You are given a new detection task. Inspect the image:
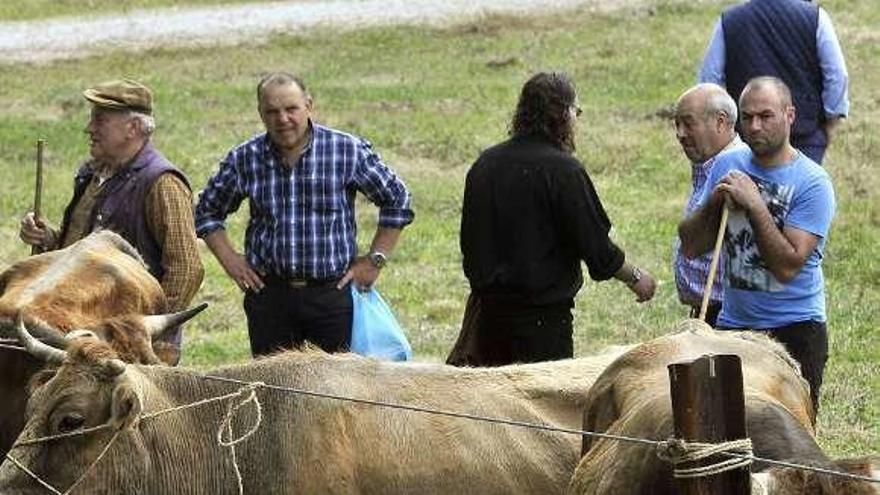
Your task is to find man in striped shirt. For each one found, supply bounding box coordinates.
[672,83,744,326]
[195,72,414,357]
[19,79,204,364]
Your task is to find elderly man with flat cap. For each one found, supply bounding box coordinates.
[19,79,204,363]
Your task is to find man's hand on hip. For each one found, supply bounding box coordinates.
[220,252,264,293]
[338,256,381,291]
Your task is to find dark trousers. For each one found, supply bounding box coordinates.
[446,292,482,366]
[796,143,826,165]
[688,301,722,328]
[243,280,352,357]
[793,129,827,165]
[719,320,828,419]
[471,297,574,367]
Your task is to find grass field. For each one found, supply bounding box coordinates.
[0,0,876,457]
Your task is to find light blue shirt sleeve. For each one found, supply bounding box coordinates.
[816,8,849,118]
[785,172,835,240]
[698,20,726,84]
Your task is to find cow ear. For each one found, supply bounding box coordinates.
[110,381,143,430]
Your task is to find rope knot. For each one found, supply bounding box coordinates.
[656,437,754,479]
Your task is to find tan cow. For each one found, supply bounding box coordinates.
[0,323,630,495]
[0,231,204,462]
[568,319,879,495]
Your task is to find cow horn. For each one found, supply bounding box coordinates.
[142,303,209,338]
[0,314,67,349]
[26,321,69,349]
[15,313,67,364]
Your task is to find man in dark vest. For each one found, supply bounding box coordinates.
[698,0,849,165]
[18,79,204,362]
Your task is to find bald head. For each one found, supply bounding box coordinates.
[673,83,738,163]
[678,83,738,124]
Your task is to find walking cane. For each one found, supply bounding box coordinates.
[31,139,45,256]
[698,203,729,322]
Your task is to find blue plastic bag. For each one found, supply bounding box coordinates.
[350,285,412,361]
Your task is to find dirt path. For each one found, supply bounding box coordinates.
[0,0,643,63]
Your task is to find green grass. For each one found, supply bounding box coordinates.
[0,0,877,457]
[0,0,281,21]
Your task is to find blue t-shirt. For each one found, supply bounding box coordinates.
[698,147,835,328]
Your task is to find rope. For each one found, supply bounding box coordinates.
[5,370,879,493]
[216,382,264,495]
[4,428,121,495]
[197,374,664,446]
[3,453,64,495]
[6,382,265,495]
[62,430,121,495]
[198,373,880,485]
[216,382,264,448]
[657,437,753,478]
[15,424,112,447]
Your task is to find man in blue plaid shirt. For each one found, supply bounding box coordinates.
[672,83,744,326]
[195,72,414,357]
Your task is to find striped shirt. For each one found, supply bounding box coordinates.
[673,136,745,306]
[195,123,414,280]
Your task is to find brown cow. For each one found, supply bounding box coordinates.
[568,319,879,495]
[0,323,630,495]
[0,231,205,462]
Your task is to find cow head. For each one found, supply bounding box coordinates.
[0,303,207,365]
[0,319,149,494]
[67,302,209,365]
[0,231,197,365]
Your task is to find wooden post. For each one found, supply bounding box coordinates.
[668,354,750,495]
[31,139,45,256]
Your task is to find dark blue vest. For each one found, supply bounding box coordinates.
[60,143,190,280]
[722,0,824,146]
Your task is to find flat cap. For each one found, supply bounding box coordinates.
[82,79,153,115]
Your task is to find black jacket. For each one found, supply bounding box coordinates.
[460,135,625,307]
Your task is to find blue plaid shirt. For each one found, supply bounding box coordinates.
[673,136,745,306]
[195,123,414,279]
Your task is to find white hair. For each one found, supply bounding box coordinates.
[128,111,156,137]
[701,83,737,124]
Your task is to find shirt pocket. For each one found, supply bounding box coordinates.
[300,177,342,213]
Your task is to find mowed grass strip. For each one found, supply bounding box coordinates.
[0,0,275,22]
[0,0,876,456]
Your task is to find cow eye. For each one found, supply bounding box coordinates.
[57,413,86,433]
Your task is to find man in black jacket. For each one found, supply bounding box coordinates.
[452,72,656,367]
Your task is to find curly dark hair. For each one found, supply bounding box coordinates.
[509,71,577,152]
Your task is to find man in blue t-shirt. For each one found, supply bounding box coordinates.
[679,76,835,418]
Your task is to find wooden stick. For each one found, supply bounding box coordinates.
[30,139,45,256]
[698,205,729,322]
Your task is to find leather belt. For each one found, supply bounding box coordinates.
[263,273,338,289]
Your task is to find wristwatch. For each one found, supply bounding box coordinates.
[367,251,387,269]
[627,266,642,287]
